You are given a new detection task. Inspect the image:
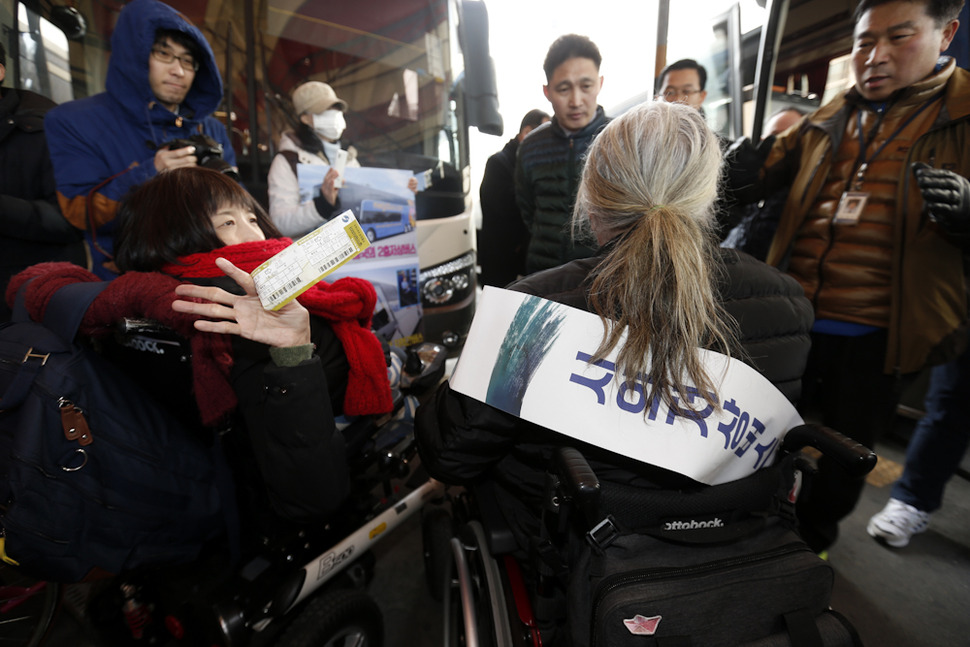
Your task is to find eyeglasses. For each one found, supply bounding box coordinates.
[661,88,701,101]
[150,47,199,72]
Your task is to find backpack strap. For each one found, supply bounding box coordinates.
[544,447,797,551]
[10,279,109,341]
[1,281,111,411]
[281,149,300,177]
[596,456,797,545]
[784,609,825,647]
[43,281,112,343]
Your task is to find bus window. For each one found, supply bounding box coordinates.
[13,3,74,104]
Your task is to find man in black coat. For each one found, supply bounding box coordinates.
[0,42,85,321]
[478,108,549,288]
[515,34,608,275]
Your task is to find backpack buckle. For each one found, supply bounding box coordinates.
[586,515,619,552]
[22,348,51,366]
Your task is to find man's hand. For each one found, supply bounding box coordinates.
[913,162,970,237]
[320,167,340,205]
[725,135,775,204]
[154,144,198,172]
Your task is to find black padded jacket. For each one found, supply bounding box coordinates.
[0,88,85,321]
[514,108,608,274]
[415,243,813,549]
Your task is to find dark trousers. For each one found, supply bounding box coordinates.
[892,346,970,513]
[796,330,912,552]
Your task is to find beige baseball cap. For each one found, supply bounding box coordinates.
[292,81,348,115]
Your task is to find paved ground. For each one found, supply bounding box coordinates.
[828,439,970,646]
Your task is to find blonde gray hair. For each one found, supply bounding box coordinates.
[573,100,736,410]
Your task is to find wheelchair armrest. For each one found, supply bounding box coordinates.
[781,423,877,479]
[553,447,601,527]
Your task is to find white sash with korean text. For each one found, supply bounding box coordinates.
[449,287,803,486]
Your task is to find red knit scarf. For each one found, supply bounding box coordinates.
[7,243,392,426]
[163,239,393,417]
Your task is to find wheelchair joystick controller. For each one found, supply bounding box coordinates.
[404,348,424,376]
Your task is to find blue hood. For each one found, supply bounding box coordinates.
[106,0,223,122]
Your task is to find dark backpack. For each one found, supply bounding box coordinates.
[568,521,857,647]
[546,451,861,647]
[0,282,225,582]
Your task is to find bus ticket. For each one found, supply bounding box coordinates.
[251,210,369,311]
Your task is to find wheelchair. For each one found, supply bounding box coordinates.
[422,424,877,647]
[0,318,449,647]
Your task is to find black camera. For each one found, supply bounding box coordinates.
[168,134,240,181]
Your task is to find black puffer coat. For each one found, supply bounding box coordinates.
[514,108,608,274]
[479,137,528,288]
[0,88,84,321]
[415,244,813,550]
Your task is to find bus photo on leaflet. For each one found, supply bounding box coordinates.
[359,199,413,243]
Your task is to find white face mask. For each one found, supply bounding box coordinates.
[312,109,346,141]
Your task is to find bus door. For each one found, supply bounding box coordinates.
[666,0,968,143]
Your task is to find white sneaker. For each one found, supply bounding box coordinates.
[866,498,931,548]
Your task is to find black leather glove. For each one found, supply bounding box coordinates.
[725,135,775,205]
[913,162,970,238]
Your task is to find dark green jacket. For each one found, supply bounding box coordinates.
[515,107,608,274]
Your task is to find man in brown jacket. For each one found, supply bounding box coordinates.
[730,0,970,553]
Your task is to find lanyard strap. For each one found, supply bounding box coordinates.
[853,92,944,188]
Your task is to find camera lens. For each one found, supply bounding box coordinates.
[200,157,240,181]
[168,135,240,182]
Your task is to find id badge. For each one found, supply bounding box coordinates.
[834,191,869,225]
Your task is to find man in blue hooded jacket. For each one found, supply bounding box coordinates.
[46,0,236,278]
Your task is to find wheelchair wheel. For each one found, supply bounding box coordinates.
[275,587,384,647]
[0,564,60,647]
[422,505,454,602]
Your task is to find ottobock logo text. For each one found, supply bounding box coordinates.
[663,517,724,531]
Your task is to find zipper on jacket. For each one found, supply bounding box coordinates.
[813,105,893,309]
[797,145,832,212]
[566,137,576,261]
[568,136,575,193]
[589,542,812,646]
[784,143,830,281]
